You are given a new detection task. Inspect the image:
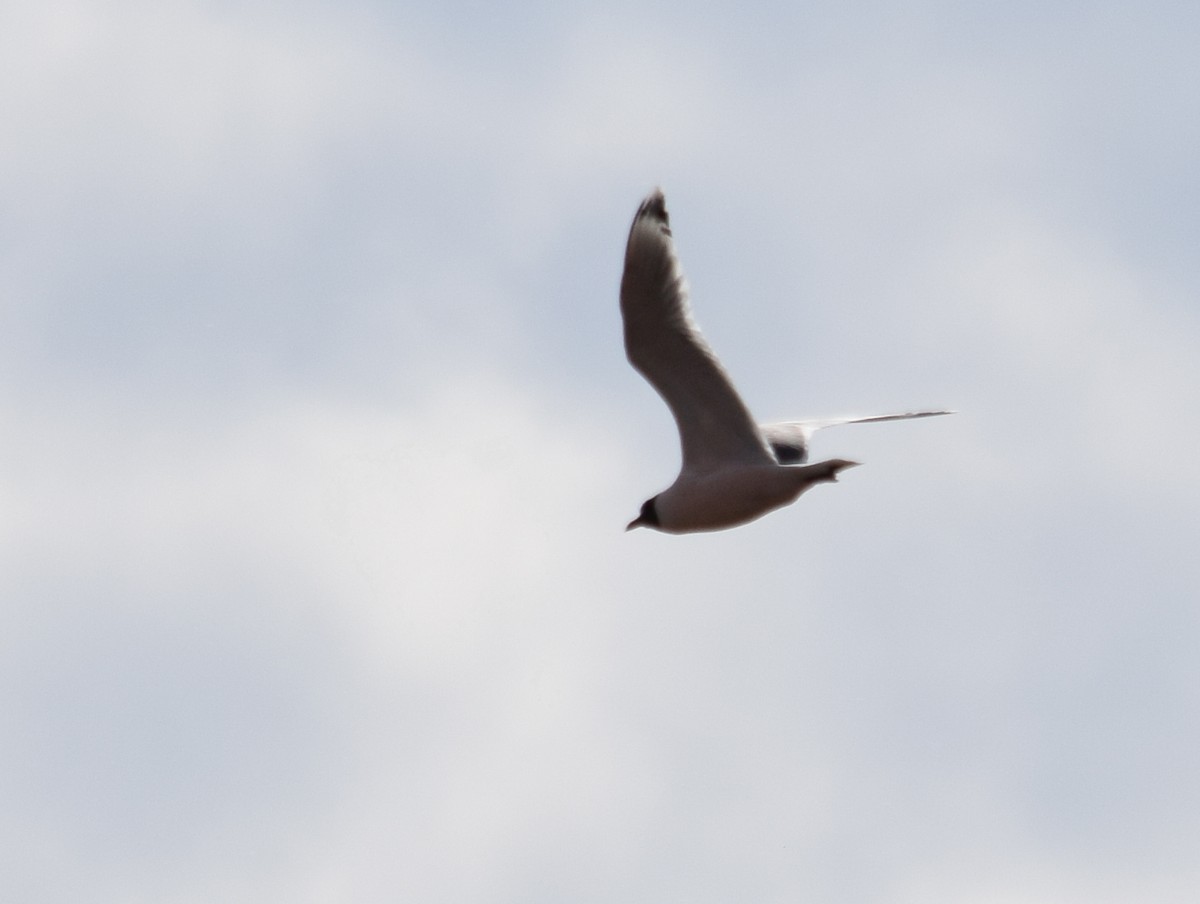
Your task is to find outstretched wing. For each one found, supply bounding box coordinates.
[620,190,772,473]
[762,410,954,464]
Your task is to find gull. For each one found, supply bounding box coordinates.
[621,189,951,533]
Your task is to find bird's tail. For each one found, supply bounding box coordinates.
[797,458,861,485]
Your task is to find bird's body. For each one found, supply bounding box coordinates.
[620,189,949,534]
[644,458,859,534]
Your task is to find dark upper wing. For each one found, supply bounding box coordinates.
[620,190,772,472]
[759,422,815,464]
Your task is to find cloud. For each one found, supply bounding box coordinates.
[2,1,1199,902]
[0,368,657,901]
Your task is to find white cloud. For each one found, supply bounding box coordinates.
[2,1,1198,902]
[0,371,667,902]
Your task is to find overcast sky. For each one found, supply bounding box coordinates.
[3,1,1199,902]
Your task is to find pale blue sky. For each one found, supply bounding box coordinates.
[3,2,1199,902]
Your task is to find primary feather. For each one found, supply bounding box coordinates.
[620,190,773,472]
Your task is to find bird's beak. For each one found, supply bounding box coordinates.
[625,516,643,531]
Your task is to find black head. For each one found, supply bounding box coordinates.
[625,496,661,532]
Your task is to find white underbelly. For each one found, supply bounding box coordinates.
[656,466,801,533]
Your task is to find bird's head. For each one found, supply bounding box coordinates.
[626,496,661,532]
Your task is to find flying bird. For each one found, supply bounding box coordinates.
[621,189,950,533]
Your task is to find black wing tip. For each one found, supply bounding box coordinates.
[635,188,669,227]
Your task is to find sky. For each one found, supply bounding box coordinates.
[3,1,1199,902]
